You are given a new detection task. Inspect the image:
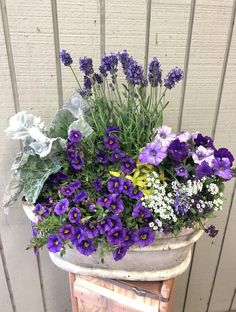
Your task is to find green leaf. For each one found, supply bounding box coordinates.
[50,109,76,138]
[21,155,61,204]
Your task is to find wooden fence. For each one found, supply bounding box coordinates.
[0,0,236,311]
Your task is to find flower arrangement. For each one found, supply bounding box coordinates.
[3,50,235,262]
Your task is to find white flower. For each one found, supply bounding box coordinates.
[192,146,215,166]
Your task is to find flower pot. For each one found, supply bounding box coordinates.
[23,201,204,281]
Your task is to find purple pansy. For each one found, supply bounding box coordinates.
[73,190,87,203]
[94,178,103,191]
[71,227,85,245]
[54,199,69,216]
[213,158,233,180]
[192,146,214,166]
[97,217,113,234]
[97,151,109,164]
[167,139,188,163]
[120,157,136,174]
[148,57,162,87]
[68,207,81,224]
[60,185,75,197]
[132,202,152,219]
[105,126,121,134]
[154,125,176,148]
[164,67,184,89]
[107,227,126,246]
[110,149,126,163]
[60,49,73,66]
[69,130,82,143]
[214,148,234,166]
[104,135,119,150]
[97,194,113,208]
[59,224,75,240]
[107,177,124,194]
[113,246,127,261]
[175,165,189,178]
[107,195,124,214]
[79,57,94,75]
[195,161,213,179]
[135,227,155,247]
[71,155,84,170]
[139,142,167,165]
[47,234,62,253]
[205,225,218,238]
[83,222,99,239]
[76,239,95,256]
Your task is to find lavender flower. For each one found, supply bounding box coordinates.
[79,57,94,75]
[71,227,85,245]
[97,151,109,164]
[148,57,162,87]
[60,185,75,197]
[100,53,118,75]
[107,195,124,214]
[195,161,212,179]
[69,130,82,143]
[139,142,167,165]
[118,50,131,74]
[213,158,233,180]
[47,234,62,253]
[107,227,126,246]
[73,190,87,203]
[59,224,75,240]
[132,202,152,219]
[93,73,103,84]
[68,207,81,224]
[83,222,99,239]
[120,157,136,174]
[192,146,214,166]
[113,246,127,261]
[54,199,69,215]
[154,125,176,148]
[107,177,124,194]
[60,49,73,66]
[76,239,95,256]
[167,139,188,163]
[93,178,103,191]
[205,225,218,238]
[126,59,145,86]
[175,165,189,178]
[135,227,155,247]
[164,67,184,89]
[104,135,119,150]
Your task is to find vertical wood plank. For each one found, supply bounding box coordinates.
[99,0,105,58]
[144,0,152,78]
[231,290,236,310]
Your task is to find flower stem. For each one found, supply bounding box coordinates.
[69,65,82,91]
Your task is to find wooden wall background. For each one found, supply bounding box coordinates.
[0,0,236,311]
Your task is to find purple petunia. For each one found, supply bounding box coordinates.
[192,146,214,166]
[177,131,192,143]
[83,222,99,239]
[194,133,214,149]
[129,188,143,200]
[107,195,124,214]
[154,125,176,148]
[94,178,103,191]
[68,207,81,224]
[123,229,136,248]
[139,141,167,165]
[76,239,95,256]
[113,246,127,261]
[33,203,50,218]
[97,151,109,164]
[59,224,75,240]
[71,227,85,245]
[122,178,134,197]
[120,157,136,174]
[79,57,94,75]
[135,227,155,247]
[213,158,233,180]
[104,135,119,150]
[167,139,188,163]
[60,185,75,197]
[107,227,126,246]
[97,217,113,234]
[175,165,189,178]
[195,161,212,179]
[47,234,62,253]
[110,149,125,163]
[97,194,113,208]
[71,155,84,170]
[109,215,122,229]
[214,148,234,166]
[60,49,73,66]
[205,225,218,238]
[107,177,124,194]
[54,199,69,216]
[132,202,152,219]
[69,130,82,143]
[73,190,87,203]
[148,57,162,87]
[164,67,184,89]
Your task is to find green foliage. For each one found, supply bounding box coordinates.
[50,109,76,138]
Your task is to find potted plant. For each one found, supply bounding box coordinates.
[3,50,235,281]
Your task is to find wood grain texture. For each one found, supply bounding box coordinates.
[0,253,13,312]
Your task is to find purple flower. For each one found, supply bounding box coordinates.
[107,177,124,193]
[105,126,121,134]
[47,234,62,253]
[205,225,218,238]
[213,158,233,180]
[154,125,176,148]
[104,135,119,150]
[100,53,118,75]
[76,239,95,256]
[122,179,134,197]
[135,227,155,247]
[81,76,92,96]
[129,188,143,200]
[69,130,82,143]
[107,227,126,246]
[97,194,113,208]
[174,193,189,216]
[97,217,113,234]
[167,139,188,163]
[54,199,69,215]
[132,202,152,219]
[111,149,125,163]
[120,157,136,174]
[214,148,234,166]
[83,222,99,239]
[73,190,87,203]
[164,67,184,89]
[126,59,145,86]
[60,49,73,66]
[139,142,167,165]
[71,155,84,170]
[194,134,214,149]
[123,229,135,248]
[175,165,189,178]
[113,246,127,261]
[79,57,94,75]
[67,149,77,161]
[109,215,122,228]
[192,146,214,166]
[56,171,69,182]
[107,195,124,214]
[148,57,162,87]
[99,64,108,77]
[93,73,103,84]
[118,50,131,75]
[70,180,82,189]
[31,222,37,238]
[68,207,81,224]
[177,131,192,143]
[67,141,77,151]
[33,203,50,218]
[94,178,103,191]
[97,151,109,164]
[59,224,75,240]
[60,185,75,197]
[71,227,85,245]
[195,161,213,179]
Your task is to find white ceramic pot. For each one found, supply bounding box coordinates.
[23,201,204,281]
